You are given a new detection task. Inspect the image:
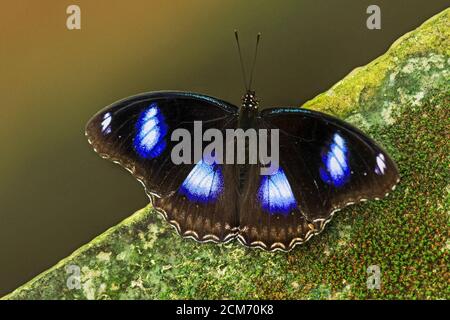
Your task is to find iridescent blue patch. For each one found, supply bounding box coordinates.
[258,167,297,215]
[320,133,350,187]
[133,103,168,159]
[179,159,223,203]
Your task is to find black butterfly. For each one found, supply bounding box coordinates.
[85,34,399,251]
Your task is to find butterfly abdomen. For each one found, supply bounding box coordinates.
[236,95,259,191]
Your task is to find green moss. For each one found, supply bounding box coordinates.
[3,9,449,300]
[303,8,450,118]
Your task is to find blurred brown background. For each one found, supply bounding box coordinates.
[0,0,448,296]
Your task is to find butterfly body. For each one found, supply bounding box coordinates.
[86,90,399,251]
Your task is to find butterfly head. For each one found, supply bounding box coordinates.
[234,31,261,111]
[241,91,259,110]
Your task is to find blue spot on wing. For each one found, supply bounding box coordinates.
[133,103,168,159]
[179,160,223,203]
[320,133,350,187]
[258,167,297,215]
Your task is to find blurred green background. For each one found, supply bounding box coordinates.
[0,0,448,296]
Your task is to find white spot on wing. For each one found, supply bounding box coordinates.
[375,153,387,175]
[101,112,112,134]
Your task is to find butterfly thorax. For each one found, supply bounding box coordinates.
[241,91,258,110]
[239,91,259,129]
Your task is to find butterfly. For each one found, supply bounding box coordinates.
[85,33,399,251]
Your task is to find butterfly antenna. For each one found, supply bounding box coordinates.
[248,32,261,91]
[234,30,248,91]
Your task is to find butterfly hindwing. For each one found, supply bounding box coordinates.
[238,161,317,251]
[154,160,240,242]
[238,116,319,251]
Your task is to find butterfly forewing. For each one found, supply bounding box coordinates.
[86,92,241,242]
[86,92,239,197]
[259,108,400,221]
